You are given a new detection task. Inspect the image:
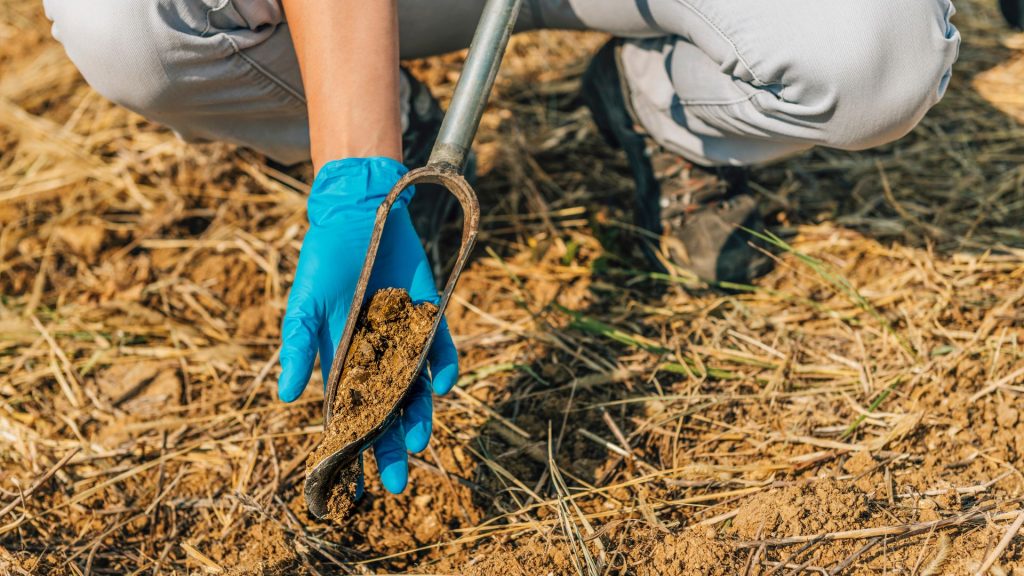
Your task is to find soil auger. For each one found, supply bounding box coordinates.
[304,0,524,519]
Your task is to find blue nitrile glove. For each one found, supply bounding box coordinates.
[277,157,459,495]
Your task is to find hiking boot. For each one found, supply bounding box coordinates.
[400,67,476,278]
[581,39,773,285]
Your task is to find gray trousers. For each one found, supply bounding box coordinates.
[43,0,960,167]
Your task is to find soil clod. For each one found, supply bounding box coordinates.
[223,522,299,576]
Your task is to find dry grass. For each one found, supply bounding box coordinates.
[1,0,1023,574]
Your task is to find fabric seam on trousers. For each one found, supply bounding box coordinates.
[675,99,806,144]
[202,1,306,106]
[667,0,769,88]
[225,35,307,105]
[200,0,230,36]
[677,92,759,107]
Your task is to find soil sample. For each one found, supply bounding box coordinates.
[305,288,438,521]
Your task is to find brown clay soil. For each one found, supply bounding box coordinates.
[305,287,437,520]
[219,522,300,576]
[2,1,1024,574]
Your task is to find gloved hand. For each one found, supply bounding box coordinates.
[277,157,458,494]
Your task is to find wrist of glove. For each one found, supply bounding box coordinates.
[306,156,413,225]
[278,157,458,495]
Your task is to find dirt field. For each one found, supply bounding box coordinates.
[2,1,1023,574]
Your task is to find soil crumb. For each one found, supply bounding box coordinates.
[224,522,300,576]
[324,464,361,521]
[730,478,869,540]
[305,288,438,520]
[635,526,737,576]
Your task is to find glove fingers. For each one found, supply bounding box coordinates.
[428,317,459,395]
[278,308,320,403]
[368,206,439,304]
[402,375,433,454]
[317,312,345,389]
[373,419,409,494]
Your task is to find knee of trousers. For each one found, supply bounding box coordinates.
[44,0,290,124]
[771,2,961,151]
[45,0,196,120]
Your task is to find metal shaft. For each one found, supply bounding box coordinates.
[428,0,523,172]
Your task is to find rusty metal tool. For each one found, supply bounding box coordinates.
[304,0,524,518]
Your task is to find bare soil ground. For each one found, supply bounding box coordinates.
[2,1,1023,574]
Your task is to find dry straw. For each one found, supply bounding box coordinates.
[1,0,1023,574]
